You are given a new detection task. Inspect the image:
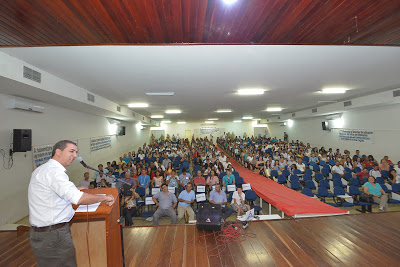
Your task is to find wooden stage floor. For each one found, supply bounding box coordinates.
[2,212,400,266]
[123,212,400,267]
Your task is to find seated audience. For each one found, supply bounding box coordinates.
[152,184,178,225]
[388,169,399,184]
[194,170,206,186]
[231,185,250,217]
[138,169,151,195]
[363,176,389,211]
[152,170,164,188]
[331,161,345,178]
[121,186,140,226]
[296,158,305,174]
[206,170,220,188]
[179,168,193,190]
[78,172,90,189]
[357,168,370,183]
[177,183,195,223]
[379,159,390,172]
[222,169,235,190]
[209,184,234,220]
[369,164,381,179]
[166,170,180,189]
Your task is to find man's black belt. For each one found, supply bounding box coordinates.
[32,222,69,232]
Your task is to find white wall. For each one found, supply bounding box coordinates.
[0,92,150,225]
[267,103,400,161]
[151,121,255,139]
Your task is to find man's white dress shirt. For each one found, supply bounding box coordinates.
[28,159,83,227]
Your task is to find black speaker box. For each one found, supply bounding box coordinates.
[196,203,221,231]
[13,129,32,152]
[117,126,126,136]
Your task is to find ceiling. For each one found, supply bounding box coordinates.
[1,0,400,46]
[2,45,400,122]
[1,0,400,122]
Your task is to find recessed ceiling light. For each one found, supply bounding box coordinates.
[318,101,338,103]
[208,118,219,121]
[233,120,242,123]
[237,89,265,95]
[265,107,282,112]
[321,88,348,94]
[128,103,149,108]
[243,116,253,120]
[253,118,261,121]
[177,121,186,124]
[161,120,171,123]
[151,115,164,118]
[216,109,232,113]
[165,109,181,114]
[146,92,175,96]
[205,121,214,124]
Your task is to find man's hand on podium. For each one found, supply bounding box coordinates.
[104,195,115,206]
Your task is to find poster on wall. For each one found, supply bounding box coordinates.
[200,127,220,135]
[33,144,53,169]
[339,129,374,143]
[90,136,112,152]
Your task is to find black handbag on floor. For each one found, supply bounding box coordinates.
[359,193,373,203]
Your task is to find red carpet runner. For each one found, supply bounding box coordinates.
[219,147,348,217]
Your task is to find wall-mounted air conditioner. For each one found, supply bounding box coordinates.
[8,97,45,113]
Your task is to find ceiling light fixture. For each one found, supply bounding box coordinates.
[161,120,171,123]
[321,88,348,94]
[208,118,219,121]
[151,115,164,118]
[265,107,282,112]
[237,88,265,95]
[233,120,242,123]
[222,0,238,4]
[243,116,253,120]
[128,103,149,108]
[165,109,181,114]
[318,101,338,103]
[146,92,175,96]
[205,121,214,124]
[177,121,186,124]
[216,109,232,113]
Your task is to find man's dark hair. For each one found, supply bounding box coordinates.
[182,168,186,173]
[98,164,103,167]
[161,183,168,188]
[52,140,77,157]
[236,184,242,189]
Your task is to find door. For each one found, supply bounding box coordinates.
[185,130,191,139]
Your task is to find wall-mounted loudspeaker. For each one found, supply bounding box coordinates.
[13,129,32,152]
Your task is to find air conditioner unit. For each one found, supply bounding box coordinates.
[8,98,45,113]
[326,114,342,120]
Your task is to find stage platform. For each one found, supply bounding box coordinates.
[2,212,400,266]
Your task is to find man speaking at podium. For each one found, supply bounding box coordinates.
[28,140,115,266]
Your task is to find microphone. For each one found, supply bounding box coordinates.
[76,157,88,168]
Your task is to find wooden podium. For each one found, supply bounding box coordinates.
[71,188,122,267]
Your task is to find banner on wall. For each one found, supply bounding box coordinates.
[200,127,220,134]
[339,129,374,143]
[33,144,54,169]
[90,136,112,152]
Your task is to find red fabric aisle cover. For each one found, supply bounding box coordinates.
[218,147,348,216]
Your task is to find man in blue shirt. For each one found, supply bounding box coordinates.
[177,183,195,223]
[138,169,150,195]
[209,184,234,220]
[222,169,235,191]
